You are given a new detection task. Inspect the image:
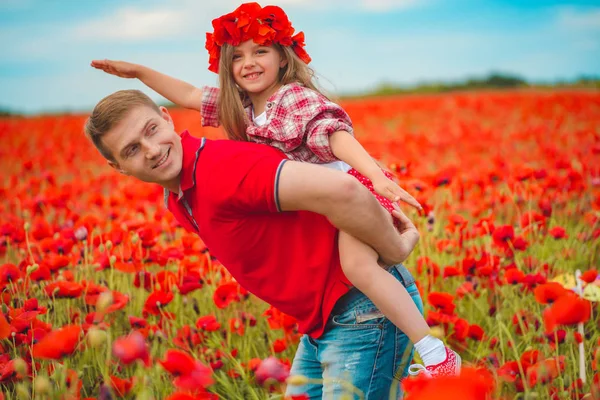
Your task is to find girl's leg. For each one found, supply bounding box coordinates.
[339,231,459,375]
[338,231,429,343]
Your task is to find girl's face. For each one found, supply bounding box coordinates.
[231,40,287,96]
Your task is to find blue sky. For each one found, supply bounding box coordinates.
[1,0,599,114]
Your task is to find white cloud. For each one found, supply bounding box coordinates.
[360,0,419,12]
[557,7,600,30]
[72,7,193,41]
[67,0,426,43]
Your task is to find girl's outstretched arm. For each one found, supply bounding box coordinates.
[90,60,203,111]
[329,130,422,210]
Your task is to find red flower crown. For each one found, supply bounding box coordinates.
[205,2,311,74]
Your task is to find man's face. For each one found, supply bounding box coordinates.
[102,105,183,190]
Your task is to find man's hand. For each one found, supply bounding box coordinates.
[91,59,139,79]
[390,206,420,261]
[371,174,422,210]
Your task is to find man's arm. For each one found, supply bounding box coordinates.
[277,161,419,263]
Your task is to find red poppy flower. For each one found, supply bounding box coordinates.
[520,349,540,371]
[443,265,461,278]
[229,318,244,336]
[44,254,70,272]
[526,356,565,387]
[468,324,485,341]
[272,338,287,353]
[44,281,84,298]
[112,330,151,367]
[129,316,148,329]
[0,263,20,285]
[520,211,546,230]
[134,271,154,291]
[160,349,197,376]
[0,313,11,340]
[497,361,521,383]
[534,282,567,304]
[505,268,525,284]
[159,349,214,391]
[581,269,598,283]
[492,225,514,248]
[109,375,136,396]
[166,392,218,400]
[196,315,221,332]
[144,290,174,315]
[543,293,591,333]
[213,282,242,309]
[428,292,456,315]
[549,226,568,239]
[31,325,81,360]
[403,367,495,399]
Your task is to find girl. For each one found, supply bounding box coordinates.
[91,2,460,378]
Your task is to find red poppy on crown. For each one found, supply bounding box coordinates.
[205,2,312,73]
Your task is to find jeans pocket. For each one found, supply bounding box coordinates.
[332,303,385,329]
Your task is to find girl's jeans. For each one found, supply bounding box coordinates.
[285,264,423,400]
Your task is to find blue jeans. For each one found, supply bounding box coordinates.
[285,264,423,400]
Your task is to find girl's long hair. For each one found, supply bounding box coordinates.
[217,43,326,141]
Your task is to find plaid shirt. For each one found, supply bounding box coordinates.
[200,82,354,163]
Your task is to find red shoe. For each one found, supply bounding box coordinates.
[408,347,461,377]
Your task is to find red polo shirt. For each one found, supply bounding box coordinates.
[165,131,351,338]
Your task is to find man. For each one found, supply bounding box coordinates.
[85,89,423,399]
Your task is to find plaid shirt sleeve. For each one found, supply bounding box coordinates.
[273,85,354,163]
[200,86,220,127]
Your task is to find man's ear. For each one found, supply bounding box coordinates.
[159,106,174,127]
[107,160,128,175]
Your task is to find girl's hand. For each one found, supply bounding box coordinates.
[371,175,422,210]
[90,59,139,79]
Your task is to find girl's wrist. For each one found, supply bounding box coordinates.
[366,168,387,183]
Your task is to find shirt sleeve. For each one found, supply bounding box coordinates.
[200,86,220,127]
[303,99,354,162]
[205,141,288,215]
[277,86,354,163]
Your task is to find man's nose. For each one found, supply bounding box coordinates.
[143,140,161,159]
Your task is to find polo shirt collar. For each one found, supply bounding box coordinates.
[163,130,205,207]
[179,130,205,192]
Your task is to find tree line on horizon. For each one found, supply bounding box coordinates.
[1,73,598,116]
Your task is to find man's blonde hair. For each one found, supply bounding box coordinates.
[217,43,327,142]
[85,90,160,161]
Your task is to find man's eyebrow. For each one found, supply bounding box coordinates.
[119,118,154,158]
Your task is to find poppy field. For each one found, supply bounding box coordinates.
[0,89,599,399]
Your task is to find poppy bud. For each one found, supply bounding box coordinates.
[16,383,29,399]
[23,222,30,231]
[429,326,445,339]
[26,264,39,274]
[105,240,113,251]
[286,375,309,386]
[96,291,113,314]
[87,328,107,348]
[13,358,27,375]
[34,376,51,395]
